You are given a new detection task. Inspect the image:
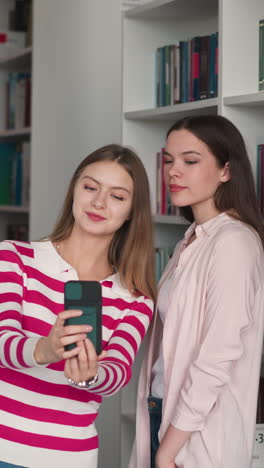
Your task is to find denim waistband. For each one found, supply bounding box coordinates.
[147,395,162,414]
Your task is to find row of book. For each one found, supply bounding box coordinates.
[155,32,218,107]
[256,144,264,212]
[259,19,264,92]
[156,148,180,216]
[5,72,32,130]
[7,223,29,242]
[0,142,30,206]
[8,0,33,48]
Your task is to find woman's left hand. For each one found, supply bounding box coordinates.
[64,338,106,384]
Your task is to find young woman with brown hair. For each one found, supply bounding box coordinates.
[131,115,264,468]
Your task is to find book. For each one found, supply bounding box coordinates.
[7,223,28,241]
[0,143,17,205]
[259,19,264,91]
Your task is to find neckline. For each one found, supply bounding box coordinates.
[49,240,117,281]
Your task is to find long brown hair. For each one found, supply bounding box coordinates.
[49,144,156,301]
[167,115,264,247]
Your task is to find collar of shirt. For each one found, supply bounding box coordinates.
[182,211,229,247]
[31,240,134,298]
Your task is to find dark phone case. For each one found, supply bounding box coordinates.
[64,280,102,354]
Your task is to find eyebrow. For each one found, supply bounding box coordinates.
[81,175,131,193]
[164,150,201,157]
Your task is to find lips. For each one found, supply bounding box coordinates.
[169,184,187,192]
[86,212,106,221]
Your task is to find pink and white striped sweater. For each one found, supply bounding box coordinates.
[0,240,154,468]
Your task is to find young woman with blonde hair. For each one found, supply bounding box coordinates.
[0,144,155,468]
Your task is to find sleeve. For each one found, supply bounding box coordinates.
[87,294,154,396]
[0,241,40,369]
[171,230,263,432]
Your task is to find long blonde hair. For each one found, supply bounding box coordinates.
[49,144,156,302]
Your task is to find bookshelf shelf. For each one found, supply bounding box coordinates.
[153,214,189,224]
[0,127,31,138]
[121,412,136,424]
[124,98,218,121]
[0,47,32,69]
[224,92,264,107]
[0,205,29,213]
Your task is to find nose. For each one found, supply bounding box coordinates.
[166,160,183,179]
[92,192,106,209]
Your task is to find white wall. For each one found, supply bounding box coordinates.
[31,1,122,467]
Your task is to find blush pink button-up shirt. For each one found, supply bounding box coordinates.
[130,212,264,468]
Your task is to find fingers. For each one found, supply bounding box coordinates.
[64,339,103,384]
[97,350,107,361]
[62,332,88,348]
[76,339,98,380]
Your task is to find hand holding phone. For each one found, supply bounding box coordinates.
[64,280,102,354]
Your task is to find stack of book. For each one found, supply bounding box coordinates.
[0,142,30,206]
[155,32,218,107]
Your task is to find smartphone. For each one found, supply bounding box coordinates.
[64,280,102,354]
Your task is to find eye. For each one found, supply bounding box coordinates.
[164,158,173,165]
[185,160,198,165]
[112,194,124,201]
[84,184,96,191]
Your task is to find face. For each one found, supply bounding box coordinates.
[164,129,230,223]
[72,160,133,240]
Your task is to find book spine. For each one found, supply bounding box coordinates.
[191,36,200,101]
[259,20,264,91]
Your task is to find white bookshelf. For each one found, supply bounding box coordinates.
[0,1,32,240]
[120,0,264,465]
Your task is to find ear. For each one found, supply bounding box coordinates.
[220,162,230,183]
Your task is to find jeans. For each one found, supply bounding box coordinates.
[148,395,162,468]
